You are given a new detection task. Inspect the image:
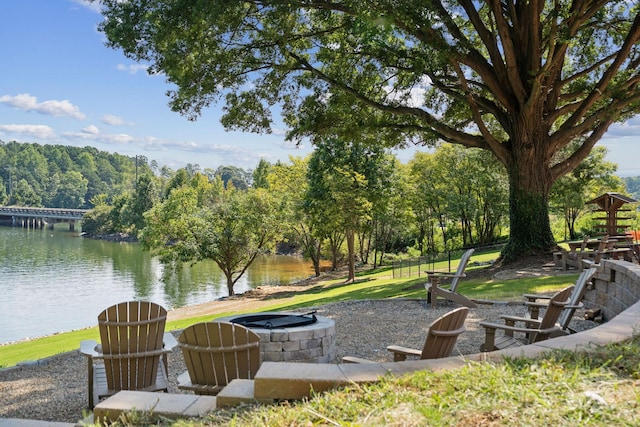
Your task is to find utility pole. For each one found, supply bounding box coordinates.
[5,166,12,205]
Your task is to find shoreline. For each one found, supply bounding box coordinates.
[1,278,325,349]
[0,298,600,423]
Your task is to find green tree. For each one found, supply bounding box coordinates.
[141,176,282,296]
[408,152,452,253]
[51,171,89,208]
[253,158,272,189]
[268,156,324,276]
[369,158,412,267]
[408,145,508,252]
[164,168,190,199]
[215,165,252,190]
[0,177,7,205]
[122,174,158,233]
[12,179,42,207]
[306,139,376,281]
[96,1,640,263]
[550,145,623,240]
[77,151,109,205]
[82,204,114,235]
[14,145,48,197]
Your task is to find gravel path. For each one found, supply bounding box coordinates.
[0,299,597,423]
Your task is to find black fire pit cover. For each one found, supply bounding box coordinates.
[231,312,317,329]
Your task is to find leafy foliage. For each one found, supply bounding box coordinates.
[140,174,283,295]
[96,0,640,262]
[0,140,148,208]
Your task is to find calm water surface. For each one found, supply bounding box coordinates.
[0,226,320,344]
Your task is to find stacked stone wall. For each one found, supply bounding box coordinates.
[584,260,640,321]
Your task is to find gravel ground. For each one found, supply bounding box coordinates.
[0,299,597,423]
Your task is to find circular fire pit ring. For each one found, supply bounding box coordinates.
[231,312,318,329]
[219,311,336,363]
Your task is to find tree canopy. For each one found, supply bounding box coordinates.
[0,140,147,208]
[96,0,640,262]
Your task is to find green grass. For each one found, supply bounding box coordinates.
[0,249,576,368]
[90,335,640,426]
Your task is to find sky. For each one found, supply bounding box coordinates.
[0,1,639,175]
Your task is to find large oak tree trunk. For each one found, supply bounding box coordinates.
[501,130,556,262]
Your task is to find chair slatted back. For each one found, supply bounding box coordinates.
[98,301,166,392]
[579,235,590,252]
[449,249,475,292]
[532,286,574,342]
[421,307,469,359]
[591,236,610,264]
[558,267,596,329]
[178,322,261,395]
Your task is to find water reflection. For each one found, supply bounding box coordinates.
[0,226,326,344]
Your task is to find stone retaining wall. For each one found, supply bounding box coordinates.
[584,259,640,320]
[217,314,336,364]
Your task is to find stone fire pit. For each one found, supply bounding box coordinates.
[218,311,336,363]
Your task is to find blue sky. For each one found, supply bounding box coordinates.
[0,1,639,175]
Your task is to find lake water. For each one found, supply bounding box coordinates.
[0,226,321,344]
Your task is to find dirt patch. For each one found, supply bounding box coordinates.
[168,255,565,322]
[167,271,343,321]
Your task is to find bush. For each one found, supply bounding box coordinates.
[81,205,114,235]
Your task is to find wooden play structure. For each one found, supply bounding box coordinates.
[587,192,637,238]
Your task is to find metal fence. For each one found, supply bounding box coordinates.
[391,253,456,279]
[391,244,504,279]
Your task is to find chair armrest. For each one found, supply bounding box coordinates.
[499,315,542,327]
[424,272,465,279]
[80,340,101,358]
[387,345,422,362]
[163,332,178,351]
[524,301,550,309]
[522,293,552,302]
[479,321,542,335]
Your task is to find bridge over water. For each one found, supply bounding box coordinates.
[0,206,89,231]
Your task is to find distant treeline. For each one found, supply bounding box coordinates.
[0,140,152,208]
[622,177,640,202]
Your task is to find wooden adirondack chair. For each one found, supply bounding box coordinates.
[425,248,477,308]
[479,285,574,351]
[342,307,469,363]
[523,267,597,335]
[562,235,609,270]
[177,321,261,395]
[557,235,589,269]
[80,301,177,409]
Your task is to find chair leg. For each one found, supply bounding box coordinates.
[430,278,440,308]
[481,327,496,352]
[87,358,94,409]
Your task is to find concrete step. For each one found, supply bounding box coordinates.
[216,379,273,408]
[93,391,217,424]
[253,361,367,400]
[0,419,75,427]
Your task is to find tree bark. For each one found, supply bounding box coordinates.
[225,272,235,296]
[501,141,556,262]
[346,229,356,282]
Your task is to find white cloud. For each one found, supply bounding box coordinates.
[116,63,150,75]
[0,124,56,139]
[603,116,640,139]
[0,93,86,120]
[384,76,432,108]
[73,0,102,13]
[64,128,135,145]
[82,125,100,135]
[102,114,125,126]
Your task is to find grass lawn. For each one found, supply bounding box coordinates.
[0,249,578,368]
